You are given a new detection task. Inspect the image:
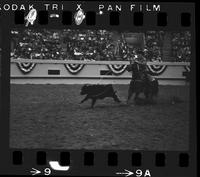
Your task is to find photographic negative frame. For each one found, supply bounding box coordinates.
[0,1,197,176]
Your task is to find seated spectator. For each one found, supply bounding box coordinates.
[11,30,191,62]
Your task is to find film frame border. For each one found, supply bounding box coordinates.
[0,1,197,176]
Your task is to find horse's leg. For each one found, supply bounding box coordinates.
[143,79,151,103]
[91,99,97,108]
[134,91,140,101]
[127,83,134,104]
[146,82,154,103]
[144,92,149,99]
[127,91,134,104]
[113,93,121,103]
[150,82,157,103]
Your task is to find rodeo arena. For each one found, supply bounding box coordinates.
[9,29,190,150]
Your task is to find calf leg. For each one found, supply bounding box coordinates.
[80,95,89,104]
[91,99,97,108]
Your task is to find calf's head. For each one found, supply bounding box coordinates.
[80,84,89,95]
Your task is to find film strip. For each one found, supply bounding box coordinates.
[0,1,197,176]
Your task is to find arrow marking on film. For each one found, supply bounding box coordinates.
[116,169,134,177]
[30,168,41,175]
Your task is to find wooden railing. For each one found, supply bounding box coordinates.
[10,58,190,66]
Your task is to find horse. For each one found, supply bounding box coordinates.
[126,63,159,104]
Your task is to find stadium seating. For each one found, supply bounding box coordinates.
[11,30,191,62]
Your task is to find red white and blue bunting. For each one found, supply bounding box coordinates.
[107,64,127,75]
[64,64,85,74]
[108,63,168,76]
[147,64,167,76]
[16,62,168,76]
[17,62,36,74]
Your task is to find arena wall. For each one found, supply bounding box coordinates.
[10,60,190,85]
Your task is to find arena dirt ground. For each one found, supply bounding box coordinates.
[10,84,189,150]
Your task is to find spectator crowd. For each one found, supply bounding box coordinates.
[171,31,191,62]
[11,29,191,62]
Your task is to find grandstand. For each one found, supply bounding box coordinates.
[11,30,191,62]
[10,30,190,85]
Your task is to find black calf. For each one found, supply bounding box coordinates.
[80,84,121,108]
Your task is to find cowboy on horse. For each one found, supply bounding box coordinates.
[126,50,158,104]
